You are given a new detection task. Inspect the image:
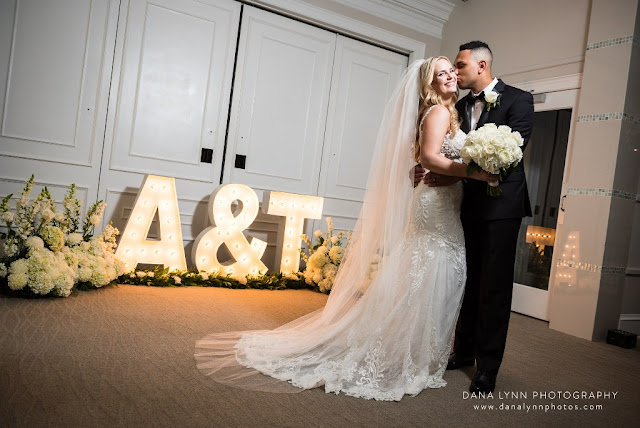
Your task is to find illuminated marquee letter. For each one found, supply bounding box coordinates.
[263,191,323,274]
[192,184,267,279]
[115,175,187,272]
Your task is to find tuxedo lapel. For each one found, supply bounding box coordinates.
[460,93,473,133]
[476,79,506,129]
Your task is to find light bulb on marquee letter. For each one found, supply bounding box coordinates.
[192,184,267,279]
[263,191,323,274]
[115,175,187,272]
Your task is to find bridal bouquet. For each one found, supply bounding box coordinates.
[299,217,351,293]
[0,175,125,297]
[460,123,524,196]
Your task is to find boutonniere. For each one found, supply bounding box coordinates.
[484,90,501,111]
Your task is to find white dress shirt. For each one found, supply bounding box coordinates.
[468,77,499,131]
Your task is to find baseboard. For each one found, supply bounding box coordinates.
[619,314,640,335]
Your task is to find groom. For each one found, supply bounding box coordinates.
[417,41,533,393]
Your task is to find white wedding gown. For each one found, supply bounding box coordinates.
[195,128,468,401]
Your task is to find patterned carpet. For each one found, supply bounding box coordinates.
[1,285,638,427]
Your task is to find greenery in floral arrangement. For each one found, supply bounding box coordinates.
[118,267,313,292]
[0,175,125,297]
[299,217,351,293]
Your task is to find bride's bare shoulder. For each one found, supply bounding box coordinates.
[423,105,450,128]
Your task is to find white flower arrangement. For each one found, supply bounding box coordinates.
[299,217,351,293]
[460,123,524,196]
[0,175,125,297]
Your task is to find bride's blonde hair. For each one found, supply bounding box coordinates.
[414,56,460,163]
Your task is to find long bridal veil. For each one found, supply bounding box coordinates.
[195,60,425,393]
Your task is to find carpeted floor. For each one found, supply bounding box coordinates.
[1,285,638,427]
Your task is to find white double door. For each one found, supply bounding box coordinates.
[100,2,407,269]
[223,7,408,235]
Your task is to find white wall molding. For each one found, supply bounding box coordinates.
[618,314,640,336]
[499,55,584,82]
[513,73,582,94]
[329,0,454,38]
[243,0,429,59]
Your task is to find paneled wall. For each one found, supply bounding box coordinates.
[0,0,411,272]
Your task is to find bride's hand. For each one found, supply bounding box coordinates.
[470,170,498,184]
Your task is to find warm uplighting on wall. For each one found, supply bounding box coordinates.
[263,191,324,274]
[525,225,556,249]
[192,184,267,279]
[115,175,187,272]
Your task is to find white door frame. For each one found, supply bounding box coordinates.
[511,74,581,321]
[242,0,426,61]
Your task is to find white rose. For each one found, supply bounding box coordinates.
[200,272,208,280]
[482,143,496,155]
[54,212,65,222]
[172,275,181,284]
[147,271,155,278]
[498,151,511,165]
[484,90,498,103]
[313,230,322,238]
[2,211,14,223]
[41,209,55,222]
[331,236,338,245]
[90,215,100,226]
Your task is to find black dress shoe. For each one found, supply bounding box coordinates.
[446,353,475,370]
[469,371,496,393]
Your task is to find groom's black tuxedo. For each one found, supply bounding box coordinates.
[454,79,534,376]
[458,79,534,220]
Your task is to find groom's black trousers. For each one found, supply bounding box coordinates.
[455,216,522,376]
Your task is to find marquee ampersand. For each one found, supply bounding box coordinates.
[192,184,267,279]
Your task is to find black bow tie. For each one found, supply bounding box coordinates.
[466,92,485,104]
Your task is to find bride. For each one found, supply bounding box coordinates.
[195,57,494,401]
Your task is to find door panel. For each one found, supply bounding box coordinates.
[0,0,118,208]
[318,35,407,202]
[107,0,240,182]
[223,6,336,196]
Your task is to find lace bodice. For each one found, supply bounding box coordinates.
[440,129,466,162]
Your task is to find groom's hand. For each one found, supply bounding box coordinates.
[411,164,426,188]
[424,172,461,187]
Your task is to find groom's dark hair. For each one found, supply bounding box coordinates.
[459,41,493,68]
[459,40,492,53]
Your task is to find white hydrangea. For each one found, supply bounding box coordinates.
[25,236,45,251]
[4,242,19,257]
[41,225,65,251]
[66,233,83,246]
[0,263,6,278]
[308,252,328,269]
[329,246,345,264]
